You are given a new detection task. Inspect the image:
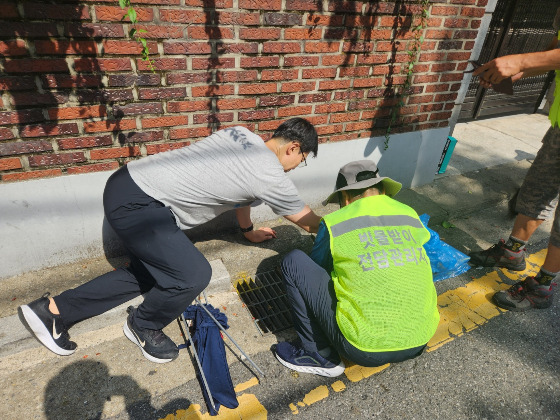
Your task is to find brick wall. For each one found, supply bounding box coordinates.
[0,0,486,182]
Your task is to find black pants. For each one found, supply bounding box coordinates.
[281,249,425,367]
[54,166,212,330]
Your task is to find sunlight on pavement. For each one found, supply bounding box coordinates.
[160,249,547,419]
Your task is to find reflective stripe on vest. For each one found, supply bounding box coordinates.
[323,195,440,353]
[549,30,560,128]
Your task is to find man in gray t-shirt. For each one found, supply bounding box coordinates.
[19,118,322,363]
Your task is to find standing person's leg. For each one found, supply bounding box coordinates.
[492,130,560,311]
[470,127,559,271]
[273,249,345,377]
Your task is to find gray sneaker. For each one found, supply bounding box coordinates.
[469,239,526,271]
[492,277,555,311]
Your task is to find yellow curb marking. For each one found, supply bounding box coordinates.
[331,381,346,392]
[161,249,547,419]
[234,377,259,393]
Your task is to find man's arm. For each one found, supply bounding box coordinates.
[283,205,322,234]
[474,38,560,85]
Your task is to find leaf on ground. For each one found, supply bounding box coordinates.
[442,221,455,228]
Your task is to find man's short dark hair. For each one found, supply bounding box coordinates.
[272,118,318,157]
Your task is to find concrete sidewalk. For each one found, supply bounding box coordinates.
[0,112,555,419]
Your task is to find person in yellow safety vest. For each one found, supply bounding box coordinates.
[274,160,440,377]
[470,8,560,311]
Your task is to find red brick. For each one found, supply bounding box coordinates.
[137,57,186,71]
[35,40,97,55]
[0,1,19,18]
[0,157,22,171]
[29,152,85,167]
[438,40,464,50]
[414,74,440,83]
[425,29,454,40]
[142,116,189,129]
[316,124,344,136]
[0,40,27,56]
[450,0,476,4]
[2,169,62,182]
[257,120,281,131]
[278,105,313,117]
[406,94,435,104]
[0,76,35,90]
[302,68,337,79]
[238,83,277,95]
[118,131,165,144]
[429,111,453,121]
[83,120,137,133]
[431,5,460,15]
[261,69,299,81]
[353,78,383,88]
[431,62,457,73]
[20,123,78,138]
[163,41,213,55]
[315,103,347,114]
[146,142,191,155]
[57,135,113,150]
[0,22,58,37]
[48,105,107,121]
[259,95,295,107]
[262,42,301,54]
[191,85,234,97]
[304,42,340,54]
[168,100,211,112]
[216,11,260,25]
[238,109,275,121]
[0,109,44,126]
[284,56,320,67]
[477,0,488,6]
[0,128,14,140]
[4,59,69,73]
[184,0,231,7]
[453,30,478,40]
[24,2,89,19]
[328,0,362,13]
[339,67,369,77]
[318,80,351,90]
[193,113,234,124]
[108,74,161,87]
[216,42,259,54]
[160,9,207,23]
[239,0,281,10]
[0,140,52,156]
[63,23,125,38]
[347,15,379,27]
[239,28,281,40]
[103,40,158,55]
[329,112,360,124]
[215,98,257,110]
[78,89,134,103]
[74,58,132,72]
[188,26,234,40]
[465,41,475,50]
[133,25,184,39]
[264,12,302,26]
[345,121,373,132]
[281,82,316,93]
[90,146,141,160]
[169,127,212,140]
[434,93,457,102]
[241,56,280,68]
[426,83,450,93]
[284,28,322,40]
[461,6,485,17]
[471,19,481,29]
[192,57,235,70]
[217,70,258,83]
[167,72,212,85]
[67,162,119,174]
[299,92,331,103]
[420,103,444,112]
[343,42,374,53]
[95,5,153,21]
[322,55,355,66]
[113,103,163,117]
[9,92,67,108]
[42,74,103,89]
[139,87,186,100]
[356,54,388,65]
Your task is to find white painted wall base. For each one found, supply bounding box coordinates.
[0,126,449,279]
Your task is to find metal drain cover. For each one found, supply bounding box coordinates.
[234,270,293,335]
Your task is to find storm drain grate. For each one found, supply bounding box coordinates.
[234,270,293,335]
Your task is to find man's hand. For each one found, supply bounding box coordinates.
[243,227,277,243]
[473,54,524,84]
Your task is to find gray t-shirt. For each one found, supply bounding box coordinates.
[127,126,305,230]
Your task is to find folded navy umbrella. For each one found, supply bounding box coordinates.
[182,303,238,416]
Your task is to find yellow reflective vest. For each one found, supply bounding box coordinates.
[549,31,560,128]
[323,195,440,352]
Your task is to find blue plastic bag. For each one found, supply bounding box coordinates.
[419,214,471,282]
